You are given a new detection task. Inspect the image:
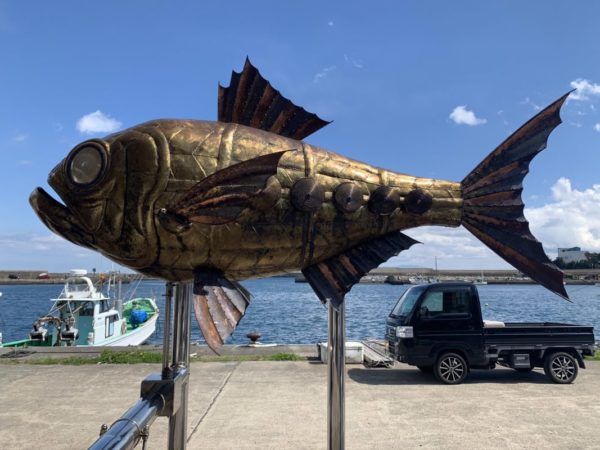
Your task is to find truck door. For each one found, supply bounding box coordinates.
[413,286,485,365]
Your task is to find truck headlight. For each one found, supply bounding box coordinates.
[396,326,413,338]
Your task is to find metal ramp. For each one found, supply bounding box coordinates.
[361,339,394,368]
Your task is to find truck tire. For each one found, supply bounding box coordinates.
[434,352,468,385]
[543,352,578,384]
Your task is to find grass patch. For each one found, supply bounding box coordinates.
[98,350,162,364]
[1,350,304,365]
[263,352,302,361]
[585,352,600,361]
[7,350,162,365]
[193,352,302,362]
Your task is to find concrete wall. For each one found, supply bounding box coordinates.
[0,270,48,280]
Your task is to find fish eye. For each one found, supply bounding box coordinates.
[66,142,107,186]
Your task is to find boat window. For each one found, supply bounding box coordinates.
[105,315,115,338]
[99,300,110,313]
[80,301,95,316]
[67,282,89,292]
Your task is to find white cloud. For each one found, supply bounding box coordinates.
[328,20,334,27]
[77,110,122,134]
[313,65,336,83]
[526,178,600,252]
[521,97,542,111]
[449,106,487,126]
[385,226,512,270]
[594,123,600,132]
[569,78,600,101]
[344,54,364,69]
[12,133,27,142]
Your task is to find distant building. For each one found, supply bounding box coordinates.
[557,247,587,264]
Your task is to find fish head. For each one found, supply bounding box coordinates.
[30,125,170,270]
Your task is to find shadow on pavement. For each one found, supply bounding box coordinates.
[348,367,550,385]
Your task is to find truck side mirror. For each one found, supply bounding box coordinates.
[420,306,429,317]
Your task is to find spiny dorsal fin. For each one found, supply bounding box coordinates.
[168,151,288,225]
[302,232,420,308]
[218,58,330,140]
[461,92,570,300]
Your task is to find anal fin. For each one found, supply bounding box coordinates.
[192,269,251,354]
[302,232,419,309]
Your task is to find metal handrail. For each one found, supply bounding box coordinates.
[88,282,191,450]
[89,394,163,450]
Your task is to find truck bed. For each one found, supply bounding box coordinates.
[484,322,595,349]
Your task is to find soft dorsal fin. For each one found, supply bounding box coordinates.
[218,58,330,140]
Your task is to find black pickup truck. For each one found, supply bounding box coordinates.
[386,283,595,384]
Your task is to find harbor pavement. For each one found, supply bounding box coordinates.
[1,360,599,449]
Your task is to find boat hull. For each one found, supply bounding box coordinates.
[98,314,159,346]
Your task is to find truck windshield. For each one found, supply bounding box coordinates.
[390,286,426,319]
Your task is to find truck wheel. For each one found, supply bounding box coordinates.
[543,352,578,384]
[434,352,467,384]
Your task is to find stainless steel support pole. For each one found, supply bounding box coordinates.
[327,300,345,450]
[162,282,174,375]
[171,284,182,368]
[168,283,192,450]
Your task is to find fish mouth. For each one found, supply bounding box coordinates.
[29,187,95,250]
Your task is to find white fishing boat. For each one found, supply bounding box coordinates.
[1,270,159,348]
[473,271,488,285]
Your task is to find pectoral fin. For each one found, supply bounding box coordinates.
[168,150,287,225]
[192,269,251,353]
[302,232,419,309]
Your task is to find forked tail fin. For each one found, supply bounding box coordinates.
[461,92,571,300]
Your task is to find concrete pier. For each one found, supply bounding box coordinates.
[1,359,599,449]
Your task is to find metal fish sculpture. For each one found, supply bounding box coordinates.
[30,59,570,351]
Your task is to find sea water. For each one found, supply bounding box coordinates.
[1,278,599,345]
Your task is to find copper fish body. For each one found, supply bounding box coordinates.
[30,60,571,350]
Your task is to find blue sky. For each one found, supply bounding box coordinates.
[1,1,599,272]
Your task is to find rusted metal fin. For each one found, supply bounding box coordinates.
[192,269,251,354]
[461,92,571,300]
[218,58,331,140]
[169,151,287,225]
[302,232,419,309]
